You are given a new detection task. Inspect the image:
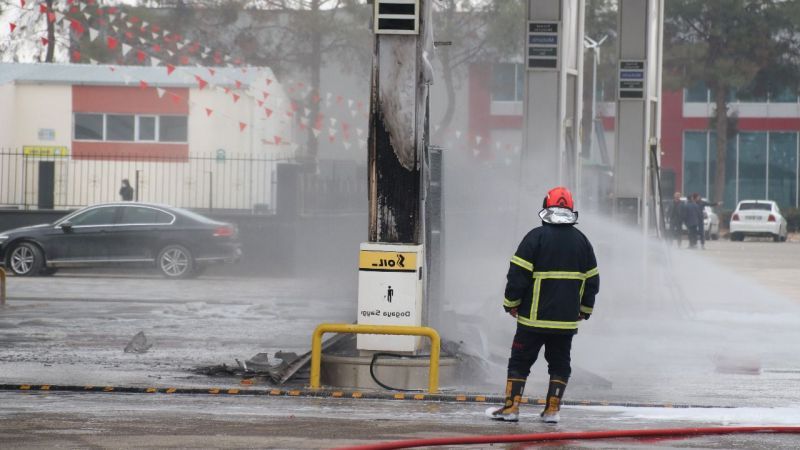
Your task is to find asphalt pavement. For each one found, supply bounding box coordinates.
[1,238,800,448]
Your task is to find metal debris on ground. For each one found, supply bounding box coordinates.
[192,334,348,384]
[124,331,152,353]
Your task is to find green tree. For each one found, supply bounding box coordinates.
[664,0,800,204]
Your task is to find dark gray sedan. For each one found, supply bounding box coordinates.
[0,203,241,278]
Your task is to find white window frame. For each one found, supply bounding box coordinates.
[136,115,158,142]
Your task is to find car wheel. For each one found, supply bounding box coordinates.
[157,244,194,279]
[712,233,719,241]
[7,242,44,276]
[730,233,743,242]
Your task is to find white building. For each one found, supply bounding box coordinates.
[0,62,295,211]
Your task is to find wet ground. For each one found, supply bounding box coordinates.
[1,239,800,448]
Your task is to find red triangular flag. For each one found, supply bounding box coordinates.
[136,50,146,63]
[166,64,175,75]
[208,68,216,76]
[205,108,213,117]
[223,87,231,94]
[20,0,25,7]
[71,50,81,61]
[257,100,264,107]
[69,19,84,35]
[180,56,189,65]
[107,36,118,49]
[41,37,49,46]
[232,94,240,103]
[47,12,56,23]
[168,92,181,105]
[9,23,16,33]
[139,80,149,90]
[239,122,247,132]
[274,136,282,145]
[264,108,273,117]
[152,44,161,53]
[195,76,208,90]
[39,3,46,12]
[235,80,242,89]
[262,92,269,100]
[266,79,272,86]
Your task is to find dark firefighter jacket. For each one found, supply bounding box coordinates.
[503,223,599,334]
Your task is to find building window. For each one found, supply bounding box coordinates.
[683,131,707,197]
[106,114,135,141]
[138,116,156,141]
[768,132,798,207]
[684,82,708,103]
[73,113,187,143]
[159,115,188,142]
[74,113,104,140]
[738,132,767,200]
[491,63,524,102]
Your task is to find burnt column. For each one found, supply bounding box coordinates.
[368,0,433,244]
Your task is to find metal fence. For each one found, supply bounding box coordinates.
[0,149,280,212]
[0,150,368,215]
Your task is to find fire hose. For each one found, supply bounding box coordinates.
[333,426,800,450]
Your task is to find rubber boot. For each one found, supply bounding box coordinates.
[540,376,567,424]
[485,377,526,422]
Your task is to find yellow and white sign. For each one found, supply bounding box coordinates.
[357,243,424,352]
[23,146,69,158]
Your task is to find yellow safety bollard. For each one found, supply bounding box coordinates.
[0,267,6,306]
[310,323,441,394]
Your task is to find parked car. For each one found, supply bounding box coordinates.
[729,200,788,242]
[703,204,720,240]
[0,202,241,278]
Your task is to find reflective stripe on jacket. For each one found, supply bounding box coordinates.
[503,222,599,334]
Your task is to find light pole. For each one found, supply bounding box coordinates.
[583,34,607,159]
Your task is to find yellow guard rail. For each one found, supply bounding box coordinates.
[310,323,441,394]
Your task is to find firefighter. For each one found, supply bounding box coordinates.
[486,186,599,424]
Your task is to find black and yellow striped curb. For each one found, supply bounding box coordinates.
[0,383,731,409]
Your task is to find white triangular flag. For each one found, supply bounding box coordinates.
[89,27,98,42]
[89,58,98,65]
[472,149,480,157]
[122,74,133,85]
[122,43,132,56]
[344,142,352,150]
[455,130,462,139]
[348,99,354,108]
[476,135,483,145]
[151,56,161,66]
[434,124,441,133]
[329,117,337,127]
[304,108,311,117]
[84,12,90,21]
[312,128,322,138]
[152,32,158,40]
[356,128,364,137]
[156,87,165,98]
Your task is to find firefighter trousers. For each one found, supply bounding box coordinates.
[507,327,574,380]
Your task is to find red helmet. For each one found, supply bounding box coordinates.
[543,186,574,210]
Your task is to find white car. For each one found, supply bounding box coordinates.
[729,200,788,242]
[703,205,720,240]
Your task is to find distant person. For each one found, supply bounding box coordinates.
[667,192,684,247]
[119,179,134,201]
[683,192,703,249]
[486,186,599,424]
